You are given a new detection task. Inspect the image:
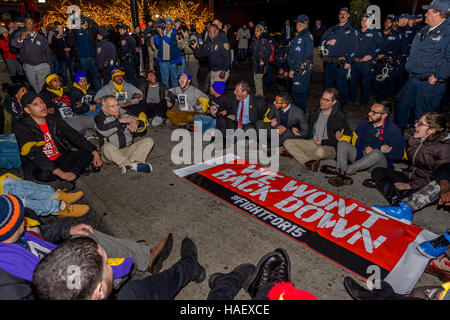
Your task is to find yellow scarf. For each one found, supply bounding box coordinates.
[46,87,64,97]
[113,81,124,93]
[73,82,90,95]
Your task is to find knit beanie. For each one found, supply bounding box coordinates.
[0,195,25,242]
[74,70,87,84]
[211,81,226,95]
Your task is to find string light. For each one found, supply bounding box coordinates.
[42,0,213,32]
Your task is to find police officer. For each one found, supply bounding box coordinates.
[373,14,403,103]
[95,27,117,85]
[395,0,450,130]
[320,7,358,108]
[117,23,137,86]
[287,14,314,111]
[192,23,232,86]
[348,13,382,108]
[397,13,416,85]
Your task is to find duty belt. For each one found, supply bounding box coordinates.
[121,53,135,61]
[374,55,398,65]
[323,56,346,64]
[294,58,313,73]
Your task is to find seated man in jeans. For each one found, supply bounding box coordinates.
[32,236,205,300]
[95,96,154,174]
[14,92,102,191]
[0,195,174,300]
[283,88,352,171]
[326,102,405,187]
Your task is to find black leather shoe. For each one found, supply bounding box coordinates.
[209,263,256,290]
[246,248,291,298]
[180,238,206,283]
[362,178,377,188]
[343,276,396,300]
[83,163,101,176]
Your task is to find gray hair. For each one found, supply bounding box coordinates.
[236,81,251,93]
[101,95,117,106]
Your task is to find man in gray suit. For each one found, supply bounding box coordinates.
[257,92,308,148]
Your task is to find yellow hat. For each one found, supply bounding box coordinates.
[45,74,59,85]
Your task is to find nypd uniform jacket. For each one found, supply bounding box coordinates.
[320,21,358,63]
[406,18,450,81]
[399,25,416,52]
[354,29,383,59]
[118,33,136,59]
[379,29,403,58]
[193,35,231,72]
[287,28,314,72]
[95,38,117,71]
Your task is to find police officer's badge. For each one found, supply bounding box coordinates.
[97,47,102,54]
[121,40,126,46]
[36,40,41,46]
[214,44,219,51]
[224,43,230,50]
[298,38,302,44]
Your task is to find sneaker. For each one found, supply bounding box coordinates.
[120,165,131,174]
[54,190,84,205]
[56,203,90,218]
[151,116,163,127]
[425,256,450,282]
[131,162,153,173]
[371,202,413,225]
[417,232,450,259]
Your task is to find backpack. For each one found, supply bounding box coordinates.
[262,38,276,63]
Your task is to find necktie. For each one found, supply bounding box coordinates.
[238,101,244,130]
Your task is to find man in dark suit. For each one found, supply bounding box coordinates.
[215,80,269,147]
[257,92,308,148]
[281,20,295,46]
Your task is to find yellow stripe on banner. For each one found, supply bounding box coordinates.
[20,141,46,156]
[263,107,271,123]
[136,112,147,133]
[107,258,125,266]
[402,148,408,160]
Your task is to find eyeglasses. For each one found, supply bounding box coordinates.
[415,120,430,127]
[320,97,334,102]
[369,109,386,115]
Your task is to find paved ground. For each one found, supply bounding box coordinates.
[1,58,448,300]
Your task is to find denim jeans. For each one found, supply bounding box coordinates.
[58,59,74,86]
[159,61,179,88]
[2,177,60,216]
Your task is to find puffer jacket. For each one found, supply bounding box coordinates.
[403,132,450,190]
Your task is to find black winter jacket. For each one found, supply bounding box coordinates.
[14,114,96,173]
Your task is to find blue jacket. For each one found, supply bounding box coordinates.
[379,29,403,57]
[353,28,383,59]
[354,116,405,168]
[320,21,358,63]
[288,28,314,70]
[154,29,182,65]
[406,18,450,80]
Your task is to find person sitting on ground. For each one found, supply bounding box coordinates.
[95,96,154,175]
[0,195,174,300]
[68,70,101,117]
[369,112,449,205]
[371,162,450,225]
[0,173,89,217]
[207,247,318,300]
[32,236,204,300]
[194,81,230,134]
[215,80,270,148]
[166,72,209,128]
[258,91,308,148]
[14,91,102,191]
[93,68,143,111]
[325,102,405,187]
[39,74,97,141]
[283,88,352,171]
[136,70,172,127]
[1,83,28,129]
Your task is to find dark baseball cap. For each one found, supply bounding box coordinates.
[399,13,412,20]
[423,0,450,12]
[386,14,397,21]
[117,23,129,30]
[339,7,350,14]
[21,91,41,107]
[295,14,310,24]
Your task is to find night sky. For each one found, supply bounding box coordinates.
[219,0,429,31]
